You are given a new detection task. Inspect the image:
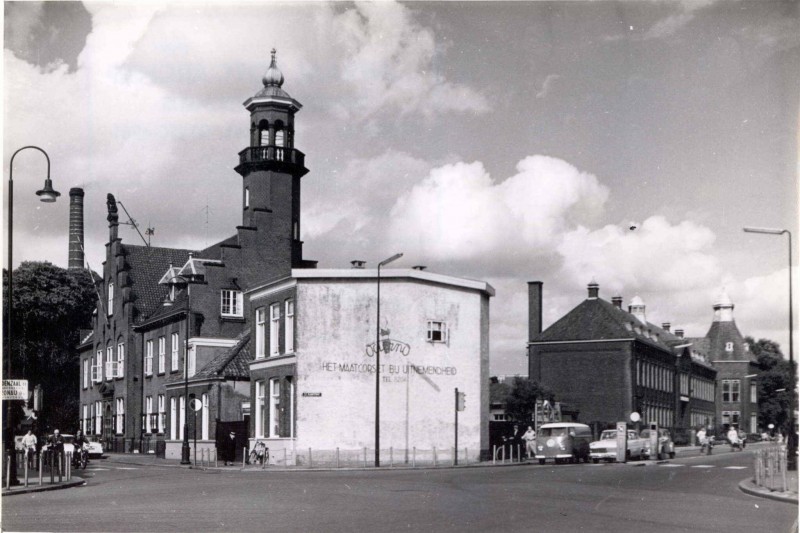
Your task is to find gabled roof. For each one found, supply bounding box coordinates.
[532,297,680,352]
[703,320,758,364]
[167,330,252,384]
[123,244,195,322]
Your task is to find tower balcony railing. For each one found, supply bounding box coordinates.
[238,145,305,168]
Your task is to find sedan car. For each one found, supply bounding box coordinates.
[590,429,646,462]
[640,428,675,459]
[85,439,104,458]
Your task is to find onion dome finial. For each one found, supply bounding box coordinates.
[262,48,285,88]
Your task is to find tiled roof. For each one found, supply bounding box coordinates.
[703,320,758,363]
[123,244,195,322]
[167,330,252,384]
[533,297,682,352]
[78,329,94,348]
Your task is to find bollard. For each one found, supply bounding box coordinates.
[390,447,393,468]
[242,448,246,469]
[493,445,496,465]
[5,455,10,489]
[412,447,416,468]
[57,453,63,483]
[363,447,367,468]
[38,452,43,486]
[214,448,218,468]
[49,451,55,484]
[24,452,29,488]
[433,447,437,467]
[336,447,340,469]
[65,452,70,482]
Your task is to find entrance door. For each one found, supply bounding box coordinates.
[103,401,114,449]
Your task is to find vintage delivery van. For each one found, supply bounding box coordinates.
[536,422,592,464]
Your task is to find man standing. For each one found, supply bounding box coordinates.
[49,429,65,474]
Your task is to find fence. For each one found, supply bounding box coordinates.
[3,449,80,489]
[229,446,480,469]
[753,444,789,493]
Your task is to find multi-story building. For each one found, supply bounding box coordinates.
[79,50,316,456]
[527,281,717,441]
[686,290,761,434]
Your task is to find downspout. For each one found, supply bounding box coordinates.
[140,330,145,453]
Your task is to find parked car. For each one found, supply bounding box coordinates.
[590,429,646,462]
[535,422,593,464]
[640,428,675,459]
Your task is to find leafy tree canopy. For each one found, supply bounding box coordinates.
[3,261,98,432]
[745,336,797,433]
[504,377,554,424]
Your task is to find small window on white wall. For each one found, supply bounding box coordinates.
[426,321,447,343]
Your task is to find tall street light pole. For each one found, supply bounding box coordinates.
[375,252,403,467]
[744,226,796,470]
[5,146,60,486]
[181,281,193,465]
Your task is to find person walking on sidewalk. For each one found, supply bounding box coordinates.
[220,431,237,466]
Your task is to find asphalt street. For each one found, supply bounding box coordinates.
[2,446,795,533]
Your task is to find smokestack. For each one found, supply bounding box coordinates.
[68,188,85,269]
[611,296,623,309]
[528,281,543,341]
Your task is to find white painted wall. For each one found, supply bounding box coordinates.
[293,276,490,459]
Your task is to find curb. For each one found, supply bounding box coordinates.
[1,477,86,497]
[738,478,798,505]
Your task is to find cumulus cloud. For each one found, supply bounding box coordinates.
[385,155,608,265]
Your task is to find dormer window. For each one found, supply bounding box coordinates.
[221,290,243,317]
[725,342,734,352]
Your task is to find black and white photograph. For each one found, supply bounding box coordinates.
[2,1,798,531]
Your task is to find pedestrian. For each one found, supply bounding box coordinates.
[523,425,537,459]
[49,429,65,473]
[222,431,237,466]
[21,429,37,469]
[507,424,521,460]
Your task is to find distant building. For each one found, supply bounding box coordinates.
[686,290,761,434]
[527,281,717,441]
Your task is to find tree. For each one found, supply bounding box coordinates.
[504,377,553,424]
[3,262,98,433]
[746,336,797,434]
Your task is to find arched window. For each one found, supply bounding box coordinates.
[275,129,285,147]
[258,120,270,146]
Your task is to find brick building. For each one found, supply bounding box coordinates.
[686,290,761,434]
[78,50,316,456]
[527,281,717,441]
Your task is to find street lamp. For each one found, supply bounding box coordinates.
[160,267,203,465]
[375,252,403,467]
[743,226,796,470]
[5,146,60,486]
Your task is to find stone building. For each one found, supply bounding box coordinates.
[527,281,717,441]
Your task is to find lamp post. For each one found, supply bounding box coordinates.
[5,146,60,486]
[375,252,402,467]
[743,226,796,470]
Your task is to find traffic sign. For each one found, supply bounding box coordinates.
[189,398,203,411]
[2,379,28,400]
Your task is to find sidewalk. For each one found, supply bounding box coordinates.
[1,475,85,497]
[739,469,798,505]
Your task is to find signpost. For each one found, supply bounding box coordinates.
[616,422,628,463]
[189,396,202,467]
[455,388,465,465]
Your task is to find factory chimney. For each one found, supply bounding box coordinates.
[68,188,85,269]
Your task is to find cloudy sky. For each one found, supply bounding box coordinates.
[4,1,799,375]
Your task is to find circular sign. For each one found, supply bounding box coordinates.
[768,423,775,429]
[190,398,203,412]
[630,412,641,423]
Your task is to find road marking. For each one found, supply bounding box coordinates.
[723,466,747,470]
[691,465,715,468]
[88,467,110,471]
[116,467,139,470]
[659,464,685,467]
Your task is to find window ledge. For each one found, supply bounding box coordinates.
[221,315,246,323]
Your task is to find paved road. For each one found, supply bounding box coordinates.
[2,447,795,533]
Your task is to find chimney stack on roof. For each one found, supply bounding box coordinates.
[68,188,85,269]
[662,322,671,332]
[350,260,366,269]
[528,281,543,341]
[587,280,599,299]
[675,329,684,338]
[611,296,623,309]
